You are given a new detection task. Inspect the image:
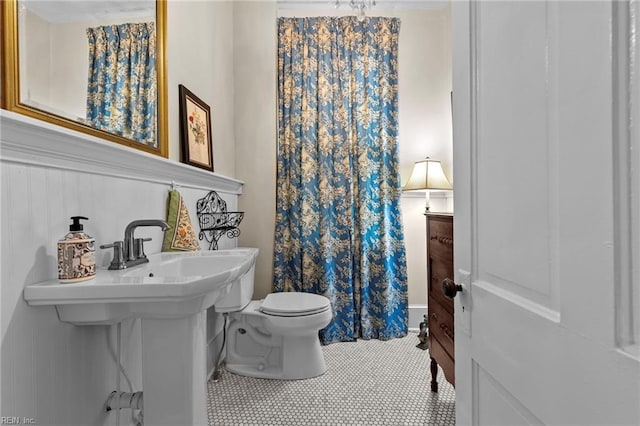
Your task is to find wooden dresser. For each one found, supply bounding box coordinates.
[426,213,454,392]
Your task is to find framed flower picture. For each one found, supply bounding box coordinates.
[179,84,214,171]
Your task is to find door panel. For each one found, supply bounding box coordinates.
[472,284,639,425]
[452,1,640,425]
[475,363,544,426]
[476,1,559,311]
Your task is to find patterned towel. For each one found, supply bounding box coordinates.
[162,189,200,251]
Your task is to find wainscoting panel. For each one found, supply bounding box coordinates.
[0,112,241,425]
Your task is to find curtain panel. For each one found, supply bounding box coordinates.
[274,17,408,344]
[86,22,156,146]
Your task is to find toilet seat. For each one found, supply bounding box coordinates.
[259,292,331,317]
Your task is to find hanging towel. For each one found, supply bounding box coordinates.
[162,189,200,251]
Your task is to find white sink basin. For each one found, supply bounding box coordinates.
[24,247,259,426]
[23,248,258,324]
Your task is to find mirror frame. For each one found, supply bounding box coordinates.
[1,0,168,158]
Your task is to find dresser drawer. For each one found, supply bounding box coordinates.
[429,258,454,314]
[428,218,453,263]
[428,298,454,359]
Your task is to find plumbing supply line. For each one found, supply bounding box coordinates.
[212,313,228,382]
[118,322,135,392]
[110,322,141,425]
[106,391,144,412]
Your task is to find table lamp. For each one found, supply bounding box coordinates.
[403,158,452,213]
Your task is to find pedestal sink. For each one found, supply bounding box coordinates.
[24,248,259,426]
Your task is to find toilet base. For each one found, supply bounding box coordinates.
[226,334,327,380]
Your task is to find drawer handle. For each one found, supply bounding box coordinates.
[432,236,452,245]
[440,323,454,342]
[442,278,463,298]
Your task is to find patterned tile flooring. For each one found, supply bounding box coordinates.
[207,332,456,425]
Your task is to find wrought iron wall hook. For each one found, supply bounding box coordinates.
[196,191,244,250]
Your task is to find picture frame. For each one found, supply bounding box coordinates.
[179,84,214,172]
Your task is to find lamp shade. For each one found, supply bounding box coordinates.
[403,158,452,191]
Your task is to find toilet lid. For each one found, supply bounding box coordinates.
[260,292,331,317]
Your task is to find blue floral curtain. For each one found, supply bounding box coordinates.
[86,22,156,146]
[274,17,408,344]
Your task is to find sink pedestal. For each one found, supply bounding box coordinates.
[141,312,208,426]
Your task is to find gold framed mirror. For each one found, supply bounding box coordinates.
[1,0,168,158]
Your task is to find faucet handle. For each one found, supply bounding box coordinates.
[133,237,153,260]
[100,241,126,270]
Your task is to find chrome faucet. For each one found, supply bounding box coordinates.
[101,219,169,270]
[124,219,169,262]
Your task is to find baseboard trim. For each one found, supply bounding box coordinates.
[408,304,427,332]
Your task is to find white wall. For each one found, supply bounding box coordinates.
[397,7,453,307]
[167,1,236,176]
[236,4,453,306]
[22,10,51,108]
[234,1,278,300]
[48,21,91,120]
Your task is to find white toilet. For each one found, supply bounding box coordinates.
[214,257,333,380]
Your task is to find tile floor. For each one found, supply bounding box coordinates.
[207,332,456,425]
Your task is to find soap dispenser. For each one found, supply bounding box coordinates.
[57,216,96,283]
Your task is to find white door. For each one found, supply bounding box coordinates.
[451,1,640,425]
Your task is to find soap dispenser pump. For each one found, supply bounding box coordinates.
[57,216,96,283]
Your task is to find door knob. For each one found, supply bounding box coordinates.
[442,278,463,298]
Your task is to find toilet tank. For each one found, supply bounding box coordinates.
[214,263,255,313]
